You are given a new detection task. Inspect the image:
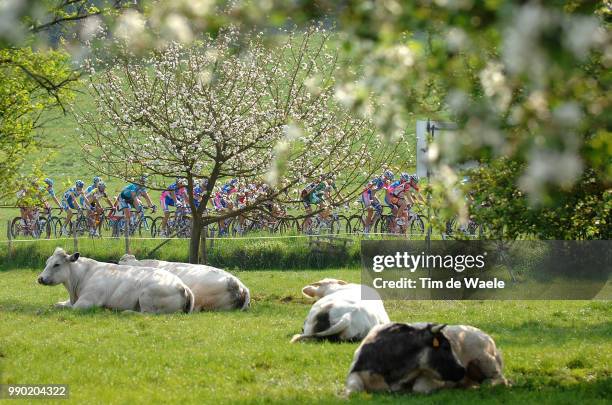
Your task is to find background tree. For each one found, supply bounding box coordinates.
[0,47,77,199]
[77,27,394,263]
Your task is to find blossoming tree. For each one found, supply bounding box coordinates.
[77,27,394,262]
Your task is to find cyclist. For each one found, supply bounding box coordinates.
[390,173,414,230]
[60,180,86,235]
[84,181,114,236]
[160,178,189,236]
[193,178,208,210]
[15,180,40,233]
[82,176,101,206]
[407,174,426,206]
[361,177,384,234]
[117,175,155,229]
[42,178,62,212]
[301,175,333,231]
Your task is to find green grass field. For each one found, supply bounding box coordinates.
[1,265,610,404]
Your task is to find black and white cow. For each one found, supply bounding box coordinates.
[345,323,466,394]
[291,278,390,343]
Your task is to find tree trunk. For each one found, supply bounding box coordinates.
[189,216,202,264]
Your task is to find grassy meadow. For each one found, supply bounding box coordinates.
[0,265,611,404]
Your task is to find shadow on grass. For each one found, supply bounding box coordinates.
[479,320,612,345]
[259,377,612,404]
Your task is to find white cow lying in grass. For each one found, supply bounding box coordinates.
[291,278,390,343]
[38,248,194,314]
[119,254,250,311]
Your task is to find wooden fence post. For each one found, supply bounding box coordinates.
[73,225,79,252]
[6,219,13,259]
[124,218,130,254]
[200,226,208,265]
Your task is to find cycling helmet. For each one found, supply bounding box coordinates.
[97,181,106,190]
[230,178,238,185]
[75,180,85,188]
[383,170,394,180]
[140,174,149,185]
[179,178,188,186]
[93,176,101,185]
[44,178,54,186]
[410,174,420,183]
[372,177,384,188]
[400,172,410,182]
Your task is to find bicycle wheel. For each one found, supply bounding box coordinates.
[410,215,425,238]
[150,217,161,237]
[10,217,26,238]
[329,216,346,235]
[348,214,364,234]
[373,215,389,235]
[36,217,51,239]
[138,215,154,236]
[50,217,63,237]
[112,219,125,238]
[74,217,88,237]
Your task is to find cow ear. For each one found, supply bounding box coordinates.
[302,286,317,298]
[68,252,80,262]
[337,279,348,285]
[432,337,440,348]
[430,323,447,334]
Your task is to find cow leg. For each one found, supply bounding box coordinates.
[412,376,445,394]
[71,298,96,310]
[54,299,72,309]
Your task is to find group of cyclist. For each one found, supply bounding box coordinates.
[359,170,425,234]
[15,167,425,238]
[17,176,155,237]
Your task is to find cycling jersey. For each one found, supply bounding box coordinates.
[86,187,108,204]
[62,187,83,210]
[161,184,188,212]
[40,186,55,199]
[82,183,97,205]
[221,183,237,195]
[119,184,146,209]
[302,182,327,208]
[212,191,227,210]
[193,184,204,209]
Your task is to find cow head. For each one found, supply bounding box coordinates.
[302,278,348,298]
[119,254,137,265]
[38,247,80,286]
[420,324,465,382]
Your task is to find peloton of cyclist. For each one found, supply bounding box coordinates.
[160,178,189,236]
[117,175,155,228]
[84,181,114,236]
[60,180,86,235]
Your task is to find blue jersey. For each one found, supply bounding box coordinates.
[221,183,236,195]
[40,186,55,198]
[63,187,81,201]
[120,184,146,200]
